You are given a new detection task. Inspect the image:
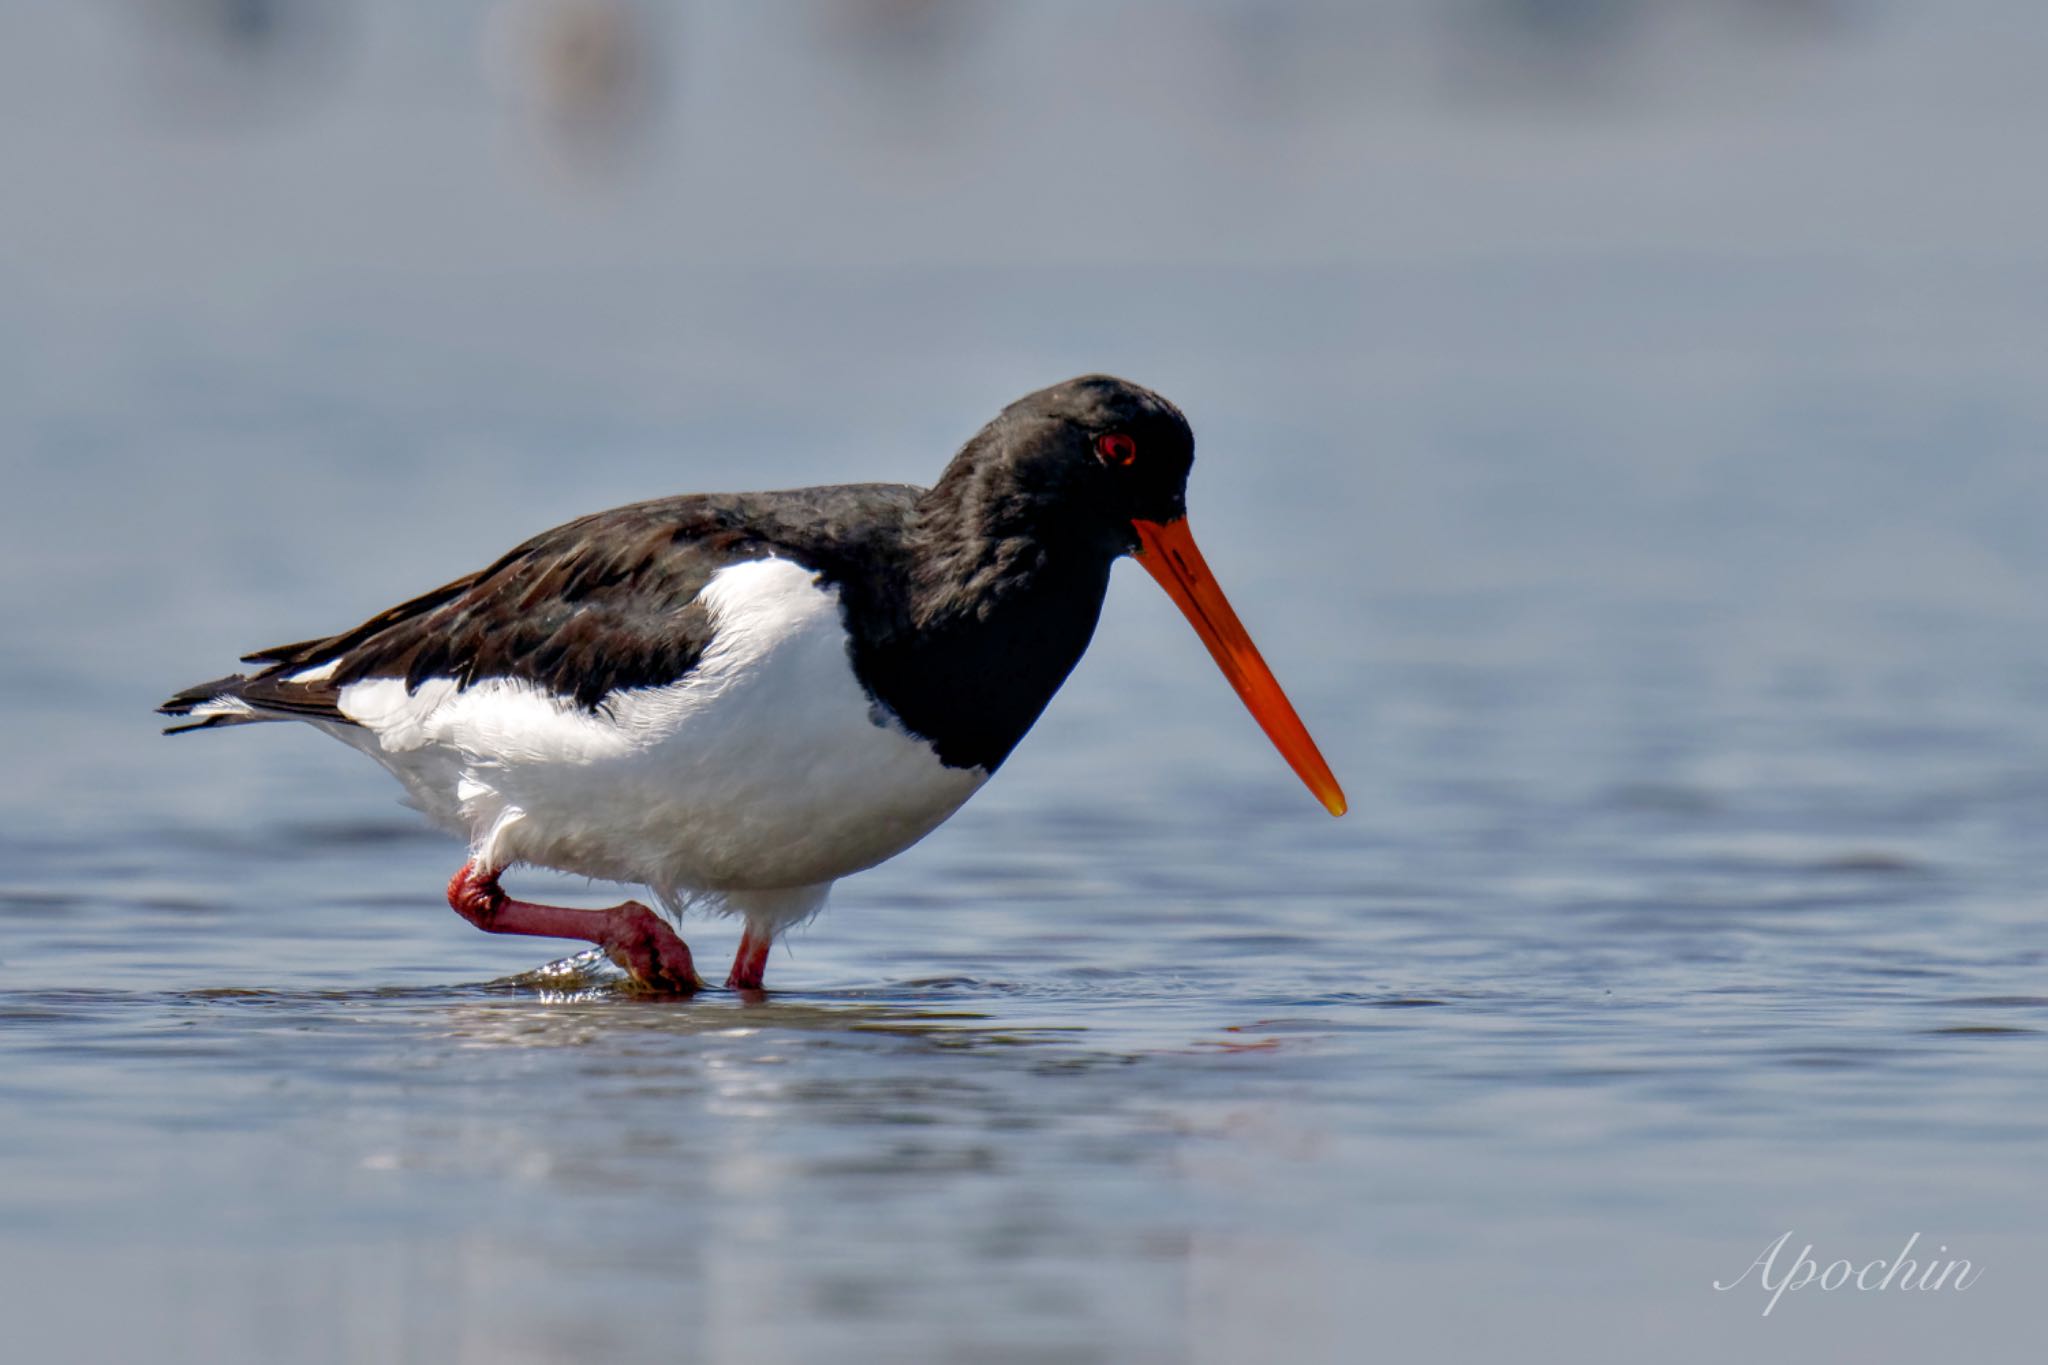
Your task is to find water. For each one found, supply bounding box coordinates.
[4,5,2048,1361]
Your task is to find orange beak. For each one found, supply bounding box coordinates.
[1131,518,1347,817]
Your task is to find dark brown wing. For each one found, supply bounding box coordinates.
[160,484,924,730]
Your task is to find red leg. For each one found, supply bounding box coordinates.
[727,923,773,991]
[447,864,701,994]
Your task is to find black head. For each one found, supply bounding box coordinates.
[930,374,1196,556]
[903,374,1346,815]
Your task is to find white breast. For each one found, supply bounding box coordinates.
[327,557,987,914]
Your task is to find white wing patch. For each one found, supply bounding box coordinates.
[336,675,673,762]
[332,554,845,764]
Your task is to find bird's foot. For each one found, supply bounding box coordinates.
[448,864,703,995]
[602,901,705,994]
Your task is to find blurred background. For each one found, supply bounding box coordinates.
[6,0,2048,750]
[3,3,2047,1363]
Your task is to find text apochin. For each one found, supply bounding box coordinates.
[1715,1232,1981,1316]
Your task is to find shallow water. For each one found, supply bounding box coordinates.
[5,5,2048,1362]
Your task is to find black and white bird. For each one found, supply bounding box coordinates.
[161,376,1345,992]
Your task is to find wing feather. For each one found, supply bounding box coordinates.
[159,485,922,731]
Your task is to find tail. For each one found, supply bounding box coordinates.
[158,674,274,734]
[160,666,349,734]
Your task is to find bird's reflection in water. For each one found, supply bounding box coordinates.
[380,949,1095,1058]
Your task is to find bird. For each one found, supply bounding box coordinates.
[160,375,1346,993]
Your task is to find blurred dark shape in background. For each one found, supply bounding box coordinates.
[486,0,666,177]
[812,0,983,130]
[1465,0,1853,45]
[122,0,354,125]
[823,0,973,57]
[88,1,1878,168]
[1444,0,1854,105]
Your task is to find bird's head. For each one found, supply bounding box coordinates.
[983,373,1198,547]
[932,374,1346,817]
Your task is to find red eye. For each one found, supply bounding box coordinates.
[1095,432,1138,467]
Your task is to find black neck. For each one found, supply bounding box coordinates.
[843,471,1118,772]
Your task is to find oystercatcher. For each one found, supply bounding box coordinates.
[161,376,1345,992]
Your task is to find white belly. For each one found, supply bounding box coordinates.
[323,557,987,914]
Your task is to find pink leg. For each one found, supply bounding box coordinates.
[447,864,701,994]
[727,923,773,991]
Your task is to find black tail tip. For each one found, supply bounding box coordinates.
[161,714,240,736]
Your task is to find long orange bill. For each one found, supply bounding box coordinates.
[1131,518,1347,817]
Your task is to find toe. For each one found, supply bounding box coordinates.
[606,905,700,994]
